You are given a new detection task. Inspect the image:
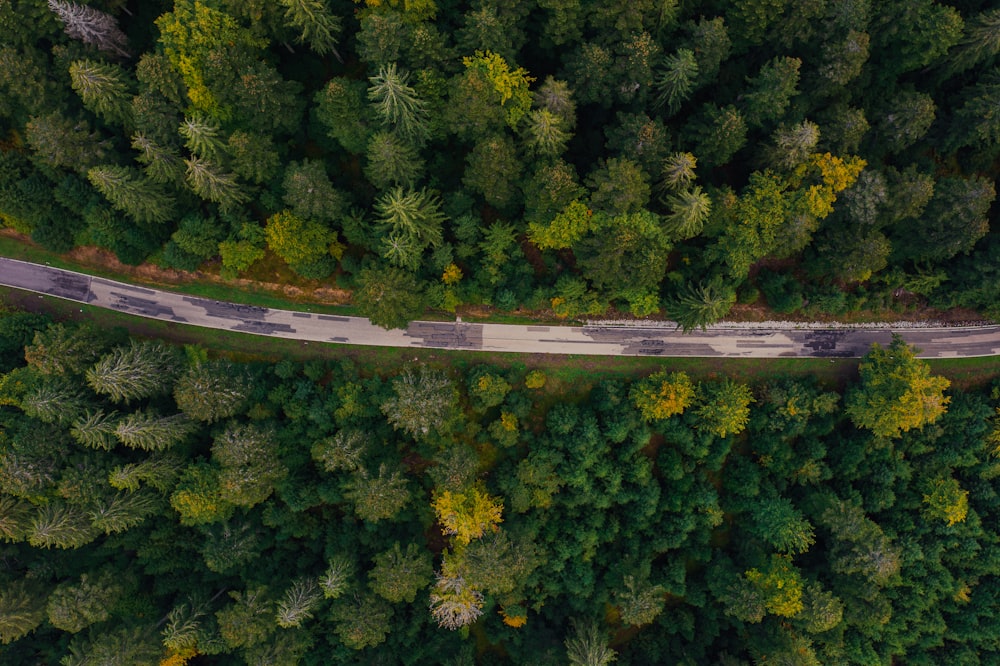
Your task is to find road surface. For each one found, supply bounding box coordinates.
[1,257,998,359]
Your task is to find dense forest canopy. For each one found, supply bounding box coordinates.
[1,0,999,327]
[0,307,999,664]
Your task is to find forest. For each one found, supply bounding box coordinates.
[0,0,999,328]
[0,306,996,664]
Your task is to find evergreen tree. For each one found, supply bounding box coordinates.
[48,0,129,57]
[113,411,196,451]
[275,578,322,628]
[368,63,430,143]
[85,341,180,404]
[184,157,248,211]
[653,48,698,115]
[69,59,133,127]
[0,579,48,645]
[343,463,411,523]
[87,166,175,225]
[381,366,457,440]
[368,542,433,603]
[279,0,342,58]
[352,266,427,330]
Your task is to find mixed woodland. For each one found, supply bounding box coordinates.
[0,308,996,664]
[0,0,999,328]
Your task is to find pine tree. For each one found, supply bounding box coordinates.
[662,185,711,240]
[368,542,433,603]
[522,109,571,156]
[616,575,666,627]
[654,48,698,115]
[0,579,48,645]
[364,131,425,189]
[343,464,411,523]
[69,60,133,127]
[330,592,393,649]
[114,411,196,451]
[275,578,322,628]
[48,0,129,58]
[665,280,737,331]
[367,63,429,143]
[319,556,355,599]
[130,133,186,187]
[173,360,252,423]
[565,619,617,666]
[70,410,119,450]
[380,366,457,440]
[46,569,123,632]
[184,157,248,211]
[0,496,32,543]
[659,152,697,190]
[91,490,161,534]
[178,115,227,160]
[86,341,181,404]
[311,430,367,473]
[279,0,342,58]
[28,503,99,549]
[212,422,287,509]
[281,159,346,223]
[26,112,110,172]
[87,166,176,225]
[352,266,427,331]
[374,186,446,249]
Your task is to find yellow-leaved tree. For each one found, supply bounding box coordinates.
[630,370,695,421]
[432,487,503,546]
[846,335,950,438]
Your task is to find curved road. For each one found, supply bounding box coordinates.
[1,257,999,359]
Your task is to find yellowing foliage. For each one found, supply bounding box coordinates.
[442,263,463,285]
[524,370,547,389]
[160,649,198,666]
[745,554,804,618]
[631,371,695,421]
[432,487,503,545]
[923,477,969,526]
[462,50,535,128]
[528,200,592,250]
[500,607,528,627]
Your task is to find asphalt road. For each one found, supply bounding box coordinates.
[2,257,999,358]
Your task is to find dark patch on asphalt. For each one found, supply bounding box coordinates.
[406,322,484,349]
[329,336,349,342]
[108,292,180,319]
[620,339,721,356]
[800,330,866,357]
[231,321,295,335]
[47,272,92,301]
[527,326,550,332]
[292,312,311,318]
[184,297,268,320]
[318,315,350,322]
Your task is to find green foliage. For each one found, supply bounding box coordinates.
[368,542,433,603]
[87,166,175,226]
[85,341,180,404]
[69,60,133,127]
[381,365,457,440]
[279,0,341,57]
[352,266,427,331]
[696,379,754,438]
